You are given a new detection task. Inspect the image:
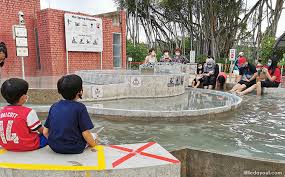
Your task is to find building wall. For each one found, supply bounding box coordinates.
[0,0,126,78]
[0,0,41,77]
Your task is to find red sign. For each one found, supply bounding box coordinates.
[110,142,180,168]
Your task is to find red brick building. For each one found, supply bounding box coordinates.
[0,0,126,78]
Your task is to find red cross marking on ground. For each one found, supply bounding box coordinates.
[109,142,180,168]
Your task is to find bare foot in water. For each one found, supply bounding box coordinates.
[236,91,244,96]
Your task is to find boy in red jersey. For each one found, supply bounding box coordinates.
[0,78,47,151]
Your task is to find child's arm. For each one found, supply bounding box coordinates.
[37,126,44,134]
[79,105,96,146]
[82,130,97,147]
[27,109,43,133]
[215,82,219,90]
[223,83,227,91]
[43,127,49,138]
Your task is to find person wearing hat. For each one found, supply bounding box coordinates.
[238,56,281,95]
[230,56,257,93]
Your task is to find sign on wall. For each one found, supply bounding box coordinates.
[190,51,196,63]
[130,77,142,88]
[92,86,103,99]
[64,13,103,52]
[16,47,28,57]
[14,26,28,57]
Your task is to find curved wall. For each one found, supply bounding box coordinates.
[76,70,186,101]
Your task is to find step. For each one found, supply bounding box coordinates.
[0,142,180,177]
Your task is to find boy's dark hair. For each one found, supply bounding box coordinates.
[1,78,29,105]
[57,74,83,100]
[217,75,226,87]
[0,42,8,67]
[163,49,170,53]
[148,48,155,54]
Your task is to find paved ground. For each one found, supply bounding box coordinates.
[0,143,180,177]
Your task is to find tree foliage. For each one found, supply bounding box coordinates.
[260,36,276,61]
[115,0,285,61]
[126,39,148,62]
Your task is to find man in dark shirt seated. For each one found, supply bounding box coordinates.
[230,57,257,93]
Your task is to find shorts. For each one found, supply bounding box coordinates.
[193,77,203,83]
[238,80,256,88]
[233,70,239,76]
[39,134,48,148]
[261,80,280,88]
[203,75,216,86]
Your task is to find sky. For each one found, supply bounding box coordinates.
[40,0,285,41]
[40,0,117,14]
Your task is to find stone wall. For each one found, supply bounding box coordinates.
[171,148,285,177]
[76,70,186,101]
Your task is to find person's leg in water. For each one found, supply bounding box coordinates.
[238,84,257,95]
[203,76,209,89]
[191,79,196,87]
[208,76,216,90]
[236,84,247,92]
[256,81,262,96]
[194,81,201,88]
[230,83,241,92]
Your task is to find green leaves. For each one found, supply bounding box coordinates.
[127,40,148,62]
[260,35,276,61]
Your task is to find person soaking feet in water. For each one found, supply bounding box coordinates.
[238,56,281,96]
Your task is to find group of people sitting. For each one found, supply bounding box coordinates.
[144,48,189,64]
[191,52,281,95]
[191,57,227,90]
[230,53,281,95]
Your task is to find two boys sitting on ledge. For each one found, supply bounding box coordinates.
[0,75,98,154]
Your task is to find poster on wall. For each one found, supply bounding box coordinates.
[91,86,103,99]
[64,13,103,52]
[130,77,142,88]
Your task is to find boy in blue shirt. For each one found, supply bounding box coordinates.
[43,74,98,154]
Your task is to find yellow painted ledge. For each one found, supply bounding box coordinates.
[0,146,106,171]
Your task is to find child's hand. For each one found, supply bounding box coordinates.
[262,68,268,73]
[244,78,250,82]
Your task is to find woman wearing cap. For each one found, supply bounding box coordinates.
[230,56,257,93]
[238,56,281,95]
